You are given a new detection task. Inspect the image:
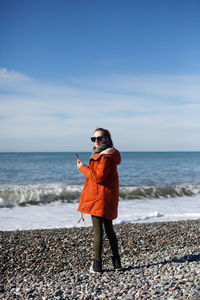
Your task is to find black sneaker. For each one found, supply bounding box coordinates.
[112,255,122,271]
[89,259,102,274]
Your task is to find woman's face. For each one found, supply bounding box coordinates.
[93,130,107,147]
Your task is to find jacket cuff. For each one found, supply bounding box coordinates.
[79,164,87,174]
[80,164,92,178]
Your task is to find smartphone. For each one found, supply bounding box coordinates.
[76,153,79,159]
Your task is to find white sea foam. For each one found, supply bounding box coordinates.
[0,196,199,231]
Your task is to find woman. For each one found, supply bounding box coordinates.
[77,128,122,273]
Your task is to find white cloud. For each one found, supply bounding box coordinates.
[71,74,200,101]
[0,68,31,82]
[0,68,200,151]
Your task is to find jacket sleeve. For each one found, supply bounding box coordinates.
[79,156,112,184]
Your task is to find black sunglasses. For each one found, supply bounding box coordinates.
[91,136,105,142]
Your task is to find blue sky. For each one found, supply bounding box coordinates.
[0,0,200,151]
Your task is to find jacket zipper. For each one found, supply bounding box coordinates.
[97,183,99,194]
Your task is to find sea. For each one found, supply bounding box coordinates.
[0,152,200,231]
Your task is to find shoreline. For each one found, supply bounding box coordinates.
[0,217,200,233]
[1,219,200,299]
[1,195,200,232]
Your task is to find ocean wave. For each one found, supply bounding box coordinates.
[119,184,200,200]
[0,183,200,208]
[0,184,82,208]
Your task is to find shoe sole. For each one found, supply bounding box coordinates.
[89,265,102,274]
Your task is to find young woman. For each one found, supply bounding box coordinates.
[77,128,122,273]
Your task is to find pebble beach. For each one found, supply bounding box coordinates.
[0,220,200,299]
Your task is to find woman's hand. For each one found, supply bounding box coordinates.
[77,158,83,170]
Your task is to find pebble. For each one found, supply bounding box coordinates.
[0,220,200,299]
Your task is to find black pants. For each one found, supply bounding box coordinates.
[91,215,119,261]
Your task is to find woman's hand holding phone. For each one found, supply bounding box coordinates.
[76,153,83,169]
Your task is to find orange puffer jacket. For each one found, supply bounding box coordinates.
[78,148,121,220]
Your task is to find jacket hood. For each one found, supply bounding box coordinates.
[92,148,121,165]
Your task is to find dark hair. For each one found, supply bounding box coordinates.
[95,128,113,147]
